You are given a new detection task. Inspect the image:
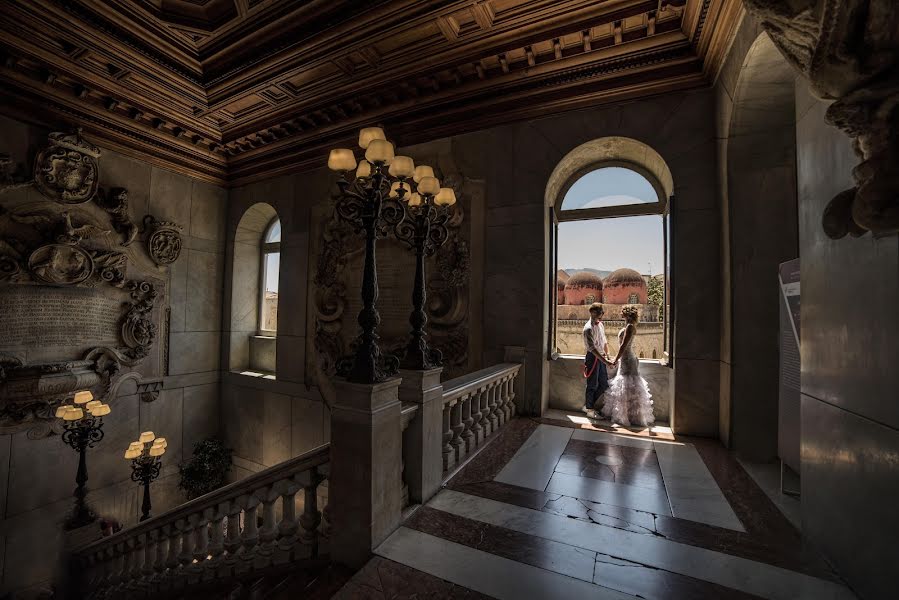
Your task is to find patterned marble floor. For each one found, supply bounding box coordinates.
[335,415,855,600]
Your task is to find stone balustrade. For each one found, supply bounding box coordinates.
[71,444,330,598]
[441,363,521,473]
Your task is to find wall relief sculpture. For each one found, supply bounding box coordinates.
[0,131,183,439]
[743,0,899,238]
[309,167,477,403]
[33,129,101,204]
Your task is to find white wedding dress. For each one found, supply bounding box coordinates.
[600,326,654,427]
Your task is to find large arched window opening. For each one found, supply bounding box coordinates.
[260,218,281,335]
[547,139,674,367]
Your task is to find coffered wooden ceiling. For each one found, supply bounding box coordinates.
[0,0,742,185]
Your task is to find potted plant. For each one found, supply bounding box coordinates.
[178,438,232,500]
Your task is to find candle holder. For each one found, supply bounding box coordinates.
[125,432,166,521]
[390,176,456,370]
[327,128,408,384]
[57,391,111,530]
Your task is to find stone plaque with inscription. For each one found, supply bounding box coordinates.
[0,131,179,438]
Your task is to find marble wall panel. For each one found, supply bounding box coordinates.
[190,180,227,243]
[671,358,719,436]
[148,168,193,228]
[168,331,221,375]
[182,383,220,451]
[292,394,326,457]
[262,392,292,466]
[222,385,264,466]
[185,249,224,332]
[800,395,899,600]
[99,150,151,218]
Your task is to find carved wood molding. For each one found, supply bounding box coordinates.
[0,0,741,185]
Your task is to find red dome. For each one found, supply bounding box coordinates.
[563,271,603,305]
[602,268,647,304]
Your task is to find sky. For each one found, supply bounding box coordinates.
[558,168,664,275]
[264,220,281,293]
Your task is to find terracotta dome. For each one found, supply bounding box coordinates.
[602,268,647,304]
[556,272,568,304]
[563,271,603,305]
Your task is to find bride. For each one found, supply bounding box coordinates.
[600,306,654,427]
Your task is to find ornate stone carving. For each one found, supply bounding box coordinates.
[743,0,899,238]
[143,215,183,265]
[33,129,101,204]
[27,243,95,285]
[96,187,138,246]
[121,281,159,360]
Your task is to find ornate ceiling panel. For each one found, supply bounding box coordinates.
[0,0,742,185]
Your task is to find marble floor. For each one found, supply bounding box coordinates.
[336,415,854,600]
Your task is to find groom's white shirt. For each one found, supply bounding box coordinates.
[583,319,607,356]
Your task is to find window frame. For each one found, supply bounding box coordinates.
[258,217,281,337]
[550,160,673,367]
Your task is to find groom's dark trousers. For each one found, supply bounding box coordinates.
[584,353,609,410]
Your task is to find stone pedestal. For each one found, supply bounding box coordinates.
[329,377,403,568]
[504,346,527,414]
[398,368,444,505]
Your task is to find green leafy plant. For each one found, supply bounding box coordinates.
[647,275,664,322]
[178,438,233,500]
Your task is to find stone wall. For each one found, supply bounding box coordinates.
[0,114,226,595]
[556,321,665,361]
[794,83,899,600]
[478,90,721,431]
[548,358,671,424]
[714,14,799,459]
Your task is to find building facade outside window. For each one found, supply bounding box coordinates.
[260,218,281,335]
[551,164,671,363]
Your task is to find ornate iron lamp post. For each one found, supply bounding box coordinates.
[391,170,457,369]
[125,432,166,521]
[326,127,410,384]
[56,391,111,529]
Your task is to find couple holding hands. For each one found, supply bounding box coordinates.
[582,302,654,428]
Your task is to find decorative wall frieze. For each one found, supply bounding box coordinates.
[744,0,899,238]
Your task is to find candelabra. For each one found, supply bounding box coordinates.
[391,170,457,369]
[56,391,111,530]
[125,432,166,521]
[326,127,408,384]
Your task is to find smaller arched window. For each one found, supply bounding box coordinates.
[260,218,281,335]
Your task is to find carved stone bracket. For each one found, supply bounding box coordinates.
[743,0,899,238]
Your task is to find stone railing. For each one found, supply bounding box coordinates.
[399,401,419,508]
[72,444,330,597]
[441,363,521,473]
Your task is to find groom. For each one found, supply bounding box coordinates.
[582,302,615,418]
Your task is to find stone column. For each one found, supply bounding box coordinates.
[398,368,444,505]
[329,377,403,568]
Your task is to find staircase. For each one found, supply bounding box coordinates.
[70,445,331,599]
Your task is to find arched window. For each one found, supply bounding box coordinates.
[260,218,281,335]
[547,139,673,366]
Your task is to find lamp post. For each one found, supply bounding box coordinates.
[57,391,111,530]
[390,170,457,369]
[125,432,166,521]
[326,127,410,384]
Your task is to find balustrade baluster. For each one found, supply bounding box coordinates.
[442,402,452,471]
[177,517,195,575]
[205,505,225,578]
[153,528,167,580]
[470,388,484,445]
[164,522,180,574]
[255,487,279,568]
[449,399,464,465]
[461,393,474,452]
[506,374,518,418]
[130,534,146,587]
[299,468,323,552]
[487,382,500,432]
[239,495,260,571]
[223,502,243,573]
[141,531,156,583]
[275,480,300,562]
[192,513,209,576]
[496,376,508,426]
